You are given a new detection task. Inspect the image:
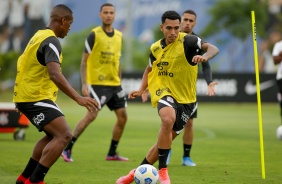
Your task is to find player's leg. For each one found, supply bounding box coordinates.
[62,109,98,162]
[17,100,72,183]
[106,89,128,161]
[62,85,100,162]
[155,98,178,184]
[182,115,196,166]
[106,107,128,161]
[16,136,50,184]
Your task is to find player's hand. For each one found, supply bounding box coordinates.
[128,90,143,99]
[81,84,89,97]
[77,96,99,112]
[192,55,208,63]
[207,81,218,96]
[141,89,149,102]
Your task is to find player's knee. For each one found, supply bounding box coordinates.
[117,110,128,124]
[62,130,72,145]
[118,115,127,125]
[161,118,174,131]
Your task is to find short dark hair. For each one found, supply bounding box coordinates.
[100,3,114,12]
[182,10,197,18]
[53,4,73,14]
[51,4,73,20]
[161,11,181,24]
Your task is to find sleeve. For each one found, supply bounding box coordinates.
[183,35,205,64]
[38,36,61,66]
[84,32,95,54]
[149,52,156,67]
[201,61,213,85]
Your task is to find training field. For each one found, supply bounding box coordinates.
[1,92,282,184]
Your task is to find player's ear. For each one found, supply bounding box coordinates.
[61,17,66,25]
[160,24,163,32]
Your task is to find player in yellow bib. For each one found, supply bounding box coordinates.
[116,10,219,184]
[62,3,129,162]
[141,9,218,167]
[14,4,99,184]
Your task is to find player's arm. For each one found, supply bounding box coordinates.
[129,54,154,99]
[195,42,219,63]
[119,37,123,79]
[41,37,99,111]
[80,52,89,96]
[80,32,95,96]
[201,62,217,96]
[184,35,219,63]
[128,65,151,99]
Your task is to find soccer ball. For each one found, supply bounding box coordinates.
[276,125,282,140]
[134,164,159,184]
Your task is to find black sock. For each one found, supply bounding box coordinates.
[108,139,118,156]
[64,137,77,150]
[29,163,49,182]
[21,158,38,178]
[158,148,170,169]
[140,157,151,165]
[183,144,192,157]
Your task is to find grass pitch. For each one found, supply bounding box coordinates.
[1,92,282,183]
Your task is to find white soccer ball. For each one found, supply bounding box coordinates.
[134,164,159,184]
[276,125,282,140]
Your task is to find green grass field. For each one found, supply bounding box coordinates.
[1,92,282,183]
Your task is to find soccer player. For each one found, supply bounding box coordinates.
[61,3,129,162]
[116,10,219,184]
[141,9,217,166]
[14,4,99,184]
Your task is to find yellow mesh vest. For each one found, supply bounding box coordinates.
[86,26,122,86]
[13,29,63,102]
[148,32,198,107]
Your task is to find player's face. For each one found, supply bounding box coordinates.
[100,6,115,26]
[160,19,180,45]
[181,13,196,34]
[58,15,73,38]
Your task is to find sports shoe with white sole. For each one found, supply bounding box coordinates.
[182,157,196,166]
[61,149,73,162]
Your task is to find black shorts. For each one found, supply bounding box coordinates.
[190,109,197,118]
[89,85,127,111]
[157,96,197,135]
[15,99,64,132]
